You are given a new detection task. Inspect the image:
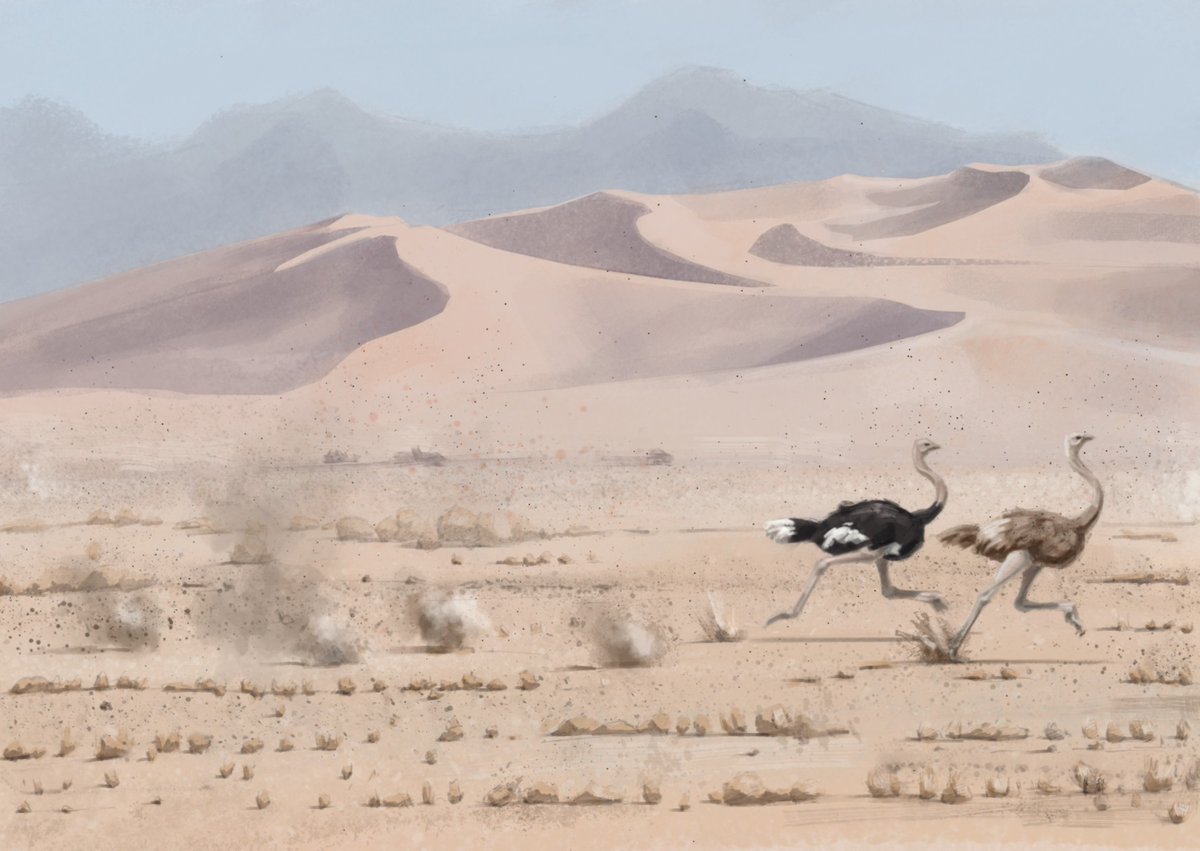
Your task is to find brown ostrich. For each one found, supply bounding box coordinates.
[938,433,1102,657]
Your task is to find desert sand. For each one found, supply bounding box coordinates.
[0,157,1197,849]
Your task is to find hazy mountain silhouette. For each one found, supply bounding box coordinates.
[0,67,1061,300]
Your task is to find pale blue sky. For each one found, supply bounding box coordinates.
[2,0,1198,183]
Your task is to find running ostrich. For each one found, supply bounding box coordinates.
[763,438,948,628]
[938,433,1102,657]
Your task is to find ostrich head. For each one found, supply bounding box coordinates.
[913,437,940,457]
[1066,432,1094,455]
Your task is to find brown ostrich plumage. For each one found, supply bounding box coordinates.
[936,433,1103,657]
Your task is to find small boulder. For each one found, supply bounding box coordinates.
[524,782,559,804]
[553,716,599,736]
[335,517,376,542]
[485,782,519,807]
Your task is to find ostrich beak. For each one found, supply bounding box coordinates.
[1080,434,1094,443]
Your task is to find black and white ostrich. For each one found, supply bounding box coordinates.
[763,438,949,627]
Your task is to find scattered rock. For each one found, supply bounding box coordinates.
[643,782,662,804]
[336,677,357,696]
[448,781,463,804]
[229,536,269,564]
[570,783,624,805]
[1106,722,1125,743]
[438,719,464,742]
[241,739,264,754]
[553,716,599,736]
[318,793,331,809]
[256,791,270,810]
[524,782,559,804]
[187,733,212,755]
[1169,802,1190,824]
[517,670,541,690]
[953,722,1028,741]
[1044,722,1068,741]
[999,666,1019,680]
[720,772,814,805]
[485,782,520,807]
[96,732,132,760]
[422,781,434,805]
[437,506,502,547]
[288,515,320,531]
[1130,720,1156,742]
[3,742,46,761]
[335,517,376,542]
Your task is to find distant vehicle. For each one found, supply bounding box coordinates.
[645,449,674,466]
[323,449,359,464]
[408,447,447,467]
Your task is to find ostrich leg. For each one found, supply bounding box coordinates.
[875,559,948,612]
[948,550,1032,656]
[765,547,889,627]
[1014,564,1086,635]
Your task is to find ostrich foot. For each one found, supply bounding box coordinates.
[764,610,796,628]
[1064,605,1085,635]
[917,592,949,613]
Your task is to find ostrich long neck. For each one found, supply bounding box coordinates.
[1069,449,1104,530]
[913,448,947,523]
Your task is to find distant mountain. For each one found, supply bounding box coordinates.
[0,67,1062,300]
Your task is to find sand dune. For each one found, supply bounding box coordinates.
[1040,156,1151,190]
[447,192,760,287]
[748,223,980,266]
[829,167,1029,240]
[0,228,449,394]
[1049,211,1200,243]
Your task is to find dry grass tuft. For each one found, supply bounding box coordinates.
[985,774,1011,798]
[315,733,342,751]
[95,732,131,760]
[940,772,971,804]
[154,732,181,753]
[57,728,76,758]
[698,592,746,642]
[866,767,901,798]
[1073,762,1108,794]
[896,612,959,663]
[1143,759,1174,793]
